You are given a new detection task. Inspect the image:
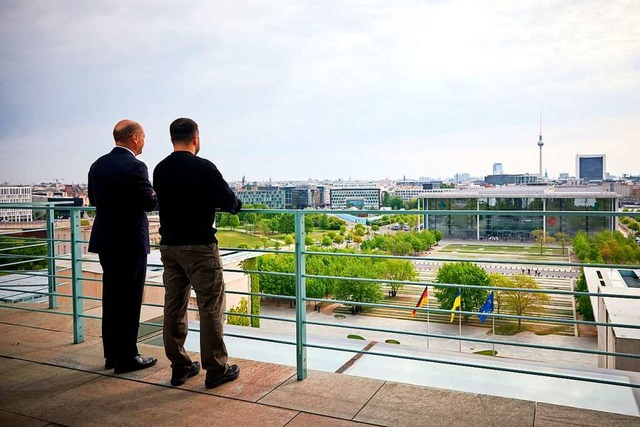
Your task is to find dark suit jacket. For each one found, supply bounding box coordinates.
[88,147,157,255]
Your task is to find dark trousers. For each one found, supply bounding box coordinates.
[99,253,147,361]
[160,244,228,375]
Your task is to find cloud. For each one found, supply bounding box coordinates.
[1,1,639,183]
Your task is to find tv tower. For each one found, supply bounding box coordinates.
[537,115,544,178]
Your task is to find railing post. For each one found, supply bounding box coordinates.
[45,205,57,309]
[294,210,307,380]
[70,209,84,343]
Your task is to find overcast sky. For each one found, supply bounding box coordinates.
[1,1,639,184]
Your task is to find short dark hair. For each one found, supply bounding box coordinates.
[113,123,140,143]
[170,118,199,143]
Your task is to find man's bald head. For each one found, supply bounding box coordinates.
[113,120,141,143]
[113,119,146,156]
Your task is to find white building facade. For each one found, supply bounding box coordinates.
[330,186,381,209]
[0,186,33,222]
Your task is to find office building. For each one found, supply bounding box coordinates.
[576,154,606,182]
[584,267,640,372]
[484,174,539,186]
[236,187,286,209]
[0,186,33,222]
[330,186,381,209]
[418,186,618,240]
[493,163,503,175]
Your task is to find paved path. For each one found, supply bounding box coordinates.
[259,304,599,369]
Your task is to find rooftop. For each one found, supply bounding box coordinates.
[2,305,640,426]
[418,185,618,198]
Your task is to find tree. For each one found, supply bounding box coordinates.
[239,257,260,327]
[304,236,314,246]
[574,270,594,321]
[318,214,329,229]
[381,259,417,297]
[218,213,230,228]
[382,191,391,207]
[387,196,405,210]
[256,220,270,236]
[434,262,490,321]
[359,230,435,254]
[305,215,314,234]
[532,229,555,255]
[228,215,240,230]
[572,230,640,264]
[502,275,550,330]
[257,254,295,299]
[277,214,295,234]
[321,236,332,246]
[0,237,48,271]
[227,298,251,326]
[572,231,593,262]
[555,232,570,255]
[332,258,383,312]
[284,234,294,246]
[488,273,511,314]
[406,198,419,210]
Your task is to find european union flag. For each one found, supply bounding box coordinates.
[478,291,494,323]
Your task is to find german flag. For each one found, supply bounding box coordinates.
[411,286,429,317]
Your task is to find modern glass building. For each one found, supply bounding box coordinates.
[236,187,286,209]
[420,186,619,240]
[576,154,606,181]
[330,187,381,209]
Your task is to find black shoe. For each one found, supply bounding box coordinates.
[205,364,239,389]
[114,355,158,374]
[105,358,116,370]
[171,361,201,386]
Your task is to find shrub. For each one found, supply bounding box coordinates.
[227,298,251,326]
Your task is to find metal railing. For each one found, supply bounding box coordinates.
[1,203,640,391]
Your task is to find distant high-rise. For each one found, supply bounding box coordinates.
[576,154,606,181]
[492,163,503,175]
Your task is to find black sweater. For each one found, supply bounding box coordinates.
[153,151,241,245]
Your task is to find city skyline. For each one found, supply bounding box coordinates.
[1,1,639,184]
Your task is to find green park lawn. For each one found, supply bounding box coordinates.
[307,230,327,242]
[216,230,275,248]
[439,244,565,257]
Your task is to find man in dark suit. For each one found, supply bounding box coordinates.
[88,119,158,374]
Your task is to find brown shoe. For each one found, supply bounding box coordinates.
[205,364,239,388]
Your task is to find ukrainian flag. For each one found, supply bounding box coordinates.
[450,290,461,322]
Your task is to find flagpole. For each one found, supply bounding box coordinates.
[458,287,462,353]
[492,311,496,355]
[427,286,430,349]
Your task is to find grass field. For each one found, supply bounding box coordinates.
[216,230,275,248]
[307,230,326,242]
[438,244,565,257]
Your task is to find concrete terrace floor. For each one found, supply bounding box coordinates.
[1,308,640,427]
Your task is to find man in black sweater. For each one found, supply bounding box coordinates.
[153,118,242,388]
